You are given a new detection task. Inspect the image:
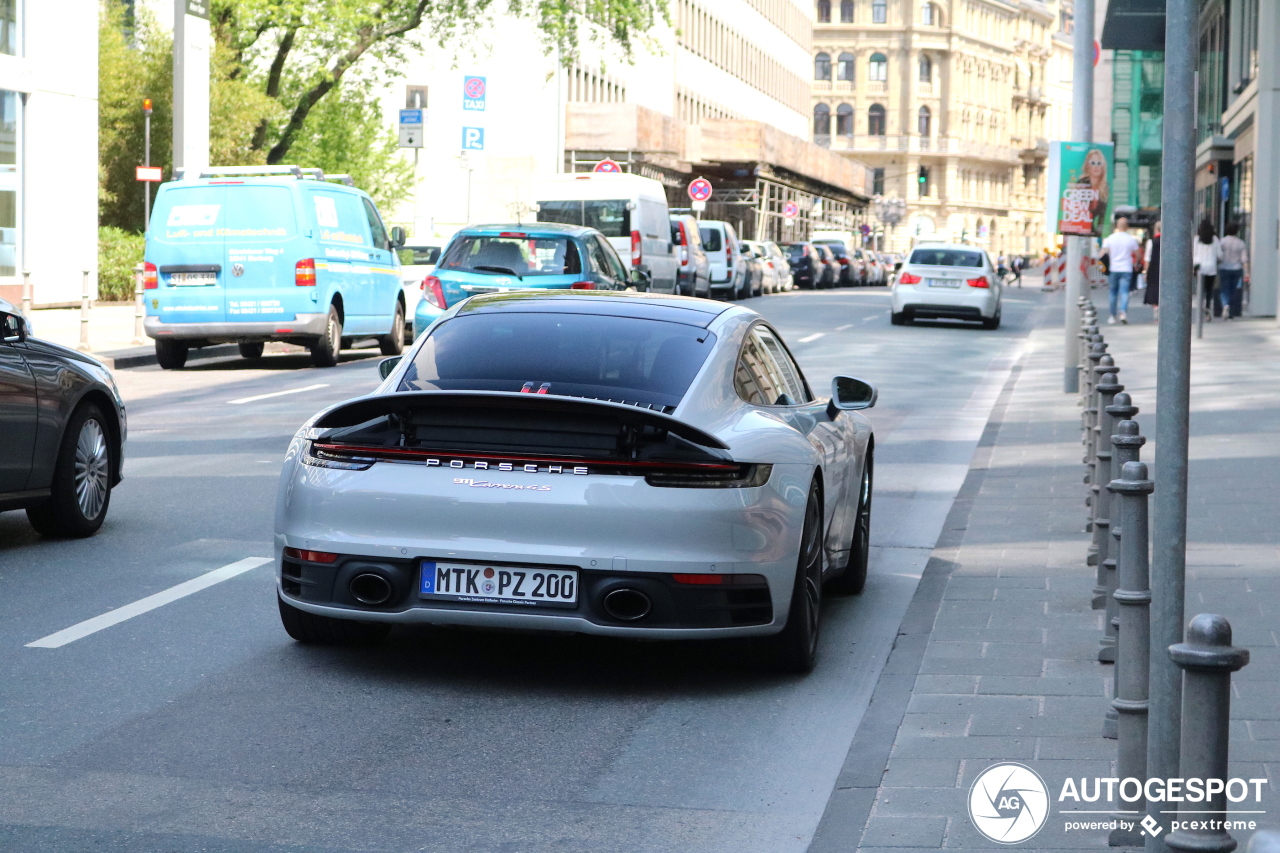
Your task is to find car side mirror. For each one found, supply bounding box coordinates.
[830,375,877,411]
[1,311,27,343]
[894,262,902,271]
[378,356,402,380]
[389,226,406,249]
[630,268,651,290]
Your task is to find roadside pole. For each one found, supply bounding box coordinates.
[143,98,153,232]
[1064,0,1095,393]
[1146,0,1196,846]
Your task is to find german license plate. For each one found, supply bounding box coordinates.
[927,278,960,288]
[169,272,218,286]
[419,561,578,607]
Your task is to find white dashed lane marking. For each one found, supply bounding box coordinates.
[228,384,330,405]
[25,557,273,649]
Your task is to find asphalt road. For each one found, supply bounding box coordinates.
[0,284,1057,852]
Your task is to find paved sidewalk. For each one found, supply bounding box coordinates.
[810,313,1279,851]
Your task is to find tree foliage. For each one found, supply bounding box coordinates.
[99,0,667,229]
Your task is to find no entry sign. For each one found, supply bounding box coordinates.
[688,178,713,202]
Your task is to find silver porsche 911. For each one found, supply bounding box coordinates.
[274,291,876,672]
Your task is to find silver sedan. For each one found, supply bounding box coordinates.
[273,292,876,673]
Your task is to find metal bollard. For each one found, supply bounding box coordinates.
[1089,372,1122,619]
[1164,614,1250,853]
[77,268,91,352]
[1083,347,1110,467]
[132,262,146,345]
[1108,458,1152,845]
[1083,341,1108,439]
[1102,412,1141,737]
[1100,395,1137,648]
[21,269,31,317]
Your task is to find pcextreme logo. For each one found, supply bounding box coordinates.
[968,763,1050,844]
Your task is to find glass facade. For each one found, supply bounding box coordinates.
[0,0,15,56]
[0,90,16,277]
[1111,51,1164,209]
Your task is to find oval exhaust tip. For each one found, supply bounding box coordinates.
[350,573,394,606]
[602,588,652,622]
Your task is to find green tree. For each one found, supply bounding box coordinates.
[211,0,669,165]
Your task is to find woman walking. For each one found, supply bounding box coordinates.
[1193,218,1222,321]
[1143,221,1161,321]
[1217,221,1249,319]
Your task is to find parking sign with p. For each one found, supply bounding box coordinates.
[462,127,485,150]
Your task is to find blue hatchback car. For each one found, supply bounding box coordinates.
[413,223,637,339]
[145,166,406,368]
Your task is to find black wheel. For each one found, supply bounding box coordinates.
[379,302,405,356]
[890,311,906,325]
[982,306,1002,330]
[277,594,392,645]
[310,304,343,367]
[238,342,264,359]
[155,339,188,369]
[26,403,114,538]
[761,482,823,674]
[827,451,872,595]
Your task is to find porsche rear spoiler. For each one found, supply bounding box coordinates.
[309,390,730,455]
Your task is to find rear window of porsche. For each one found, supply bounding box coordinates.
[398,313,716,410]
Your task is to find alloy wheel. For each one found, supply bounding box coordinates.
[74,418,109,520]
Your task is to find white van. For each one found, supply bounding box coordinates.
[532,173,678,293]
[697,220,746,298]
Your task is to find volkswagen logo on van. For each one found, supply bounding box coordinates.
[231,263,245,277]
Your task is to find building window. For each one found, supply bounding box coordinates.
[865,52,885,80]
[0,0,16,56]
[918,105,931,136]
[872,167,885,195]
[919,54,932,82]
[838,52,856,81]
[921,2,935,24]
[814,103,832,137]
[1059,2,1073,34]
[836,103,854,135]
[815,52,832,80]
[0,91,17,276]
[872,0,887,23]
[841,0,854,21]
[918,166,931,196]
[868,103,886,135]
[817,0,832,22]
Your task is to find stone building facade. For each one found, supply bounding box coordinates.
[811,0,1071,256]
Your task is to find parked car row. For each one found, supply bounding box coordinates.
[778,239,895,289]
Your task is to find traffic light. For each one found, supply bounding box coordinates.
[143,98,152,115]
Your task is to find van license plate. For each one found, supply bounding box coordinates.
[419,561,577,608]
[169,272,218,286]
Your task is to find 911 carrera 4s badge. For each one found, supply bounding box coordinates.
[453,478,551,491]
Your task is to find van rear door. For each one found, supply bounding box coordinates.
[221,184,302,325]
[148,185,227,324]
[310,188,375,330]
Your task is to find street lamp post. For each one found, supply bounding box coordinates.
[143,98,153,233]
[873,196,905,253]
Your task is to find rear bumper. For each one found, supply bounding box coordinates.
[274,456,813,635]
[145,313,328,341]
[893,286,997,319]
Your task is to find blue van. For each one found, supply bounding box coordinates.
[412,222,638,338]
[144,166,406,369]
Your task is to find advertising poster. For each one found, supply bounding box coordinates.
[1045,142,1115,236]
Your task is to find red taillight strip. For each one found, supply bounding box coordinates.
[284,547,339,563]
[310,443,742,471]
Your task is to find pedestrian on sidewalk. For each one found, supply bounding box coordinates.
[1143,220,1161,322]
[1217,221,1249,320]
[1193,218,1222,321]
[1100,216,1141,324]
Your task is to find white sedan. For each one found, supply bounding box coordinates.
[891,243,1003,329]
[273,292,877,673]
